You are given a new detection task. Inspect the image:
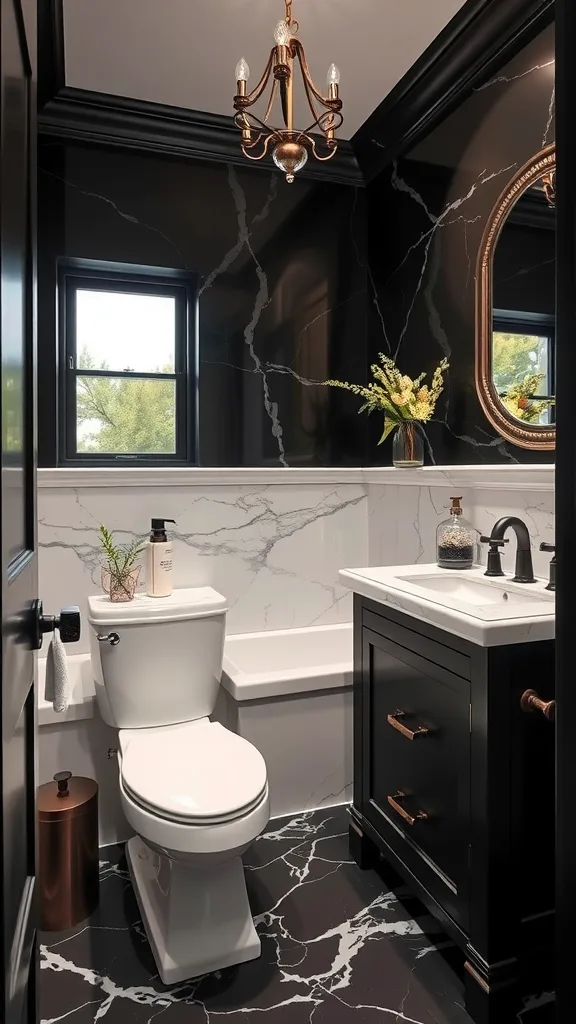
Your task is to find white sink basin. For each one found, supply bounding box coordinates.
[396,573,550,608]
[338,564,555,647]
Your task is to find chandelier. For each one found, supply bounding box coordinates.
[233,0,343,183]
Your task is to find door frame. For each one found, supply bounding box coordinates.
[554,2,576,1019]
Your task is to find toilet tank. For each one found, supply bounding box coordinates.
[87,588,228,729]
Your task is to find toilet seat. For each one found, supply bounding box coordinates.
[120,720,268,825]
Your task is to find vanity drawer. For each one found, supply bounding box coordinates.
[362,628,470,925]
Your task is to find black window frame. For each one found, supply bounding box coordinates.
[57,260,199,467]
[492,307,556,423]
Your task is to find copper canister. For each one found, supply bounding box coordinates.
[37,771,99,931]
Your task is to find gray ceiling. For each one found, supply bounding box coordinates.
[63,0,467,139]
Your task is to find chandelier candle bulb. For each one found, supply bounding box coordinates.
[274,19,291,45]
[327,63,340,99]
[235,58,249,99]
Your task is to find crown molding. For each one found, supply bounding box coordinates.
[352,0,555,183]
[38,86,364,187]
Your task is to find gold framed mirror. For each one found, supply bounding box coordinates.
[476,144,555,450]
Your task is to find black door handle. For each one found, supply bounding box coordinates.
[30,599,81,650]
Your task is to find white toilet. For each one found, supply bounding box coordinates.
[87,587,270,984]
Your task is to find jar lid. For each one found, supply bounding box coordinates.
[37,772,98,821]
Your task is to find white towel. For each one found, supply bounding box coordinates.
[44,627,70,713]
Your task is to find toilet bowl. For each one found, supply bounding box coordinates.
[87,588,270,984]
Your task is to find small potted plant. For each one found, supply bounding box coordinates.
[98,525,145,602]
[325,353,449,467]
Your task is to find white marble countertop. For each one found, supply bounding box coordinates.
[339,563,555,647]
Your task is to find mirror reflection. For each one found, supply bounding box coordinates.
[492,170,556,426]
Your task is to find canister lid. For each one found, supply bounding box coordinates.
[37,772,98,821]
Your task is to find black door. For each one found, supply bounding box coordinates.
[1,0,38,1020]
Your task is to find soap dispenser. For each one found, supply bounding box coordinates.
[436,497,477,570]
[146,518,176,598]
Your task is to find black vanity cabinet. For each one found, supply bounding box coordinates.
[350,595,555,1024]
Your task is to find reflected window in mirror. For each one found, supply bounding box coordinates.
[476,145,556,450]
[493,310,555,425]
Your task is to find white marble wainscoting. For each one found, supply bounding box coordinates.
[37,465,554,844]
[366,469,555,579]
[38,471,369,655]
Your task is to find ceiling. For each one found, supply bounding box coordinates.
[62,0,468,140]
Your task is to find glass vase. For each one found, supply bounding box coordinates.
[101,565,141,602]
[392,421,424,468]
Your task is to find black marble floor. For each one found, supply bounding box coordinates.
[39,806,554,1023]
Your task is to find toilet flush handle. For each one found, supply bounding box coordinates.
[96,631,120,646]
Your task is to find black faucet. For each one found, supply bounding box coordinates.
[486,517,536,583]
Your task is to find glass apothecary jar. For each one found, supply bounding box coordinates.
[436,496,477,570]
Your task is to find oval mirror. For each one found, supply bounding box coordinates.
[476,145,555,449]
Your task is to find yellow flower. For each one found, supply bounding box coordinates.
[324,355,449,427]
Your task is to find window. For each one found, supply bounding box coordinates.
[492,309,556,424]
[58,262,198,465]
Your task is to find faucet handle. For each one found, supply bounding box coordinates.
[539,542,555,591]
[480,536,507,577]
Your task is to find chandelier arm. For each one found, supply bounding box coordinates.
[309,137,338,162]
[234,110,262,147]
[243,50,276,107]
[292,39,333,108]
[280,78,290,128]
[235,108,282,137]
[291,41,322,125]
[299,108,343,137]
[241,134,275,161]
[263,77,279,123]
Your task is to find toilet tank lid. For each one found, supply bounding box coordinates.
[87,587,228,625]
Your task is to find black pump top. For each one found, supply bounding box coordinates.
[150,518,176,532]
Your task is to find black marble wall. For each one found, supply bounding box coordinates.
[366,23,555,464]
[38,141,367,467]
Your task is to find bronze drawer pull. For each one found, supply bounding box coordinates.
[387,791,428,826]
[387,710,429,740]
[520,688,556,722]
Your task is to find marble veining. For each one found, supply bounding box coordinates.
[39,143,368,469]
[367,23,555,466]
[475,58,555,93]
[38,807,554,1024]
[225,165,287,466]
[38,476,554,654]
[38,482,369,651]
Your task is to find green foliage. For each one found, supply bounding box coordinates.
[502,372,555,423]
[325,354,449,445]
[492,332,546,393]
[77,348,175,454]
[98,524,145,580]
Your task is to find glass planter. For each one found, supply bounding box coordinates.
[101,565,141,602]
[392,421,424,468]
